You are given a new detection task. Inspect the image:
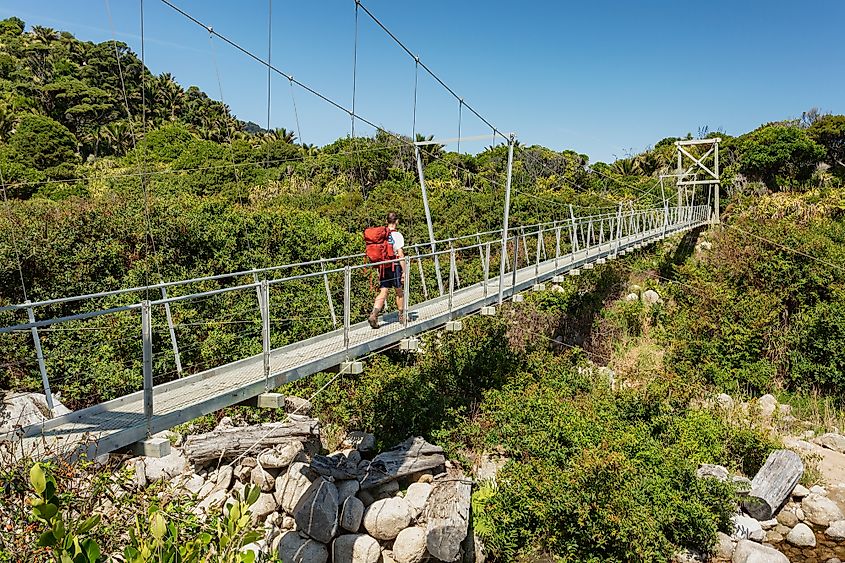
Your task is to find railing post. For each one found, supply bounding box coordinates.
[343,266,351,356]
[497,134,515,305]
[448,247,456,318]
[511,234,519,290]
[554,226,561,269]
[614,204,623,254]
[260,279,270,391]
[403,255,411,329]
[483,241,491,298]
[141,300,153,437]
[26,301,53,410]
[320,259,338,328]
[160,287,183,378]
[416,257,428,300]
[568,205,578,253]
[534,227,541,280]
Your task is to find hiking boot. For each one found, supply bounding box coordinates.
[397,310,406,324]
[367,307,381,329]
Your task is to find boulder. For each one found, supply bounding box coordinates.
[292,478,338,543]
[696,464,729,482]
[825,520,845,540]
[731,540,788,563]
[340,495,365,532]
[814,433,845,454]
[716,393,735,411]
[284,396,312,415]
[802,493,845,526]
[251,465,275,492]
[715,532,734,560]
[785,522,816,547]
[258,442,305,469]
[756,395,778,419]
[0,392,71,433]
[181,473,205,495]
[404,482,433,519]
[331,533,380,563]
[363,497,414,540]
[730,515,763,542]
[625,292,639,302]
[392,527,428,563]
[142,450,189,483]
[642,289,661,304]
[337,479,360,505]
[248,492,278,524]
[275,461,314,514]
[276,531,327,563]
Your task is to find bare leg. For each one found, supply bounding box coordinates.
[395,288,405,320]
[369,288,389,328]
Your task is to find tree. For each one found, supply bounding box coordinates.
[8,114,78,171]
[807,115,845,169]
[736,125,825,190]
[0,17,25,36]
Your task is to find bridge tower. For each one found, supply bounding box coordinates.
[675,138,720,224]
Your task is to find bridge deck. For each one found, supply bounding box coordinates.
[12,221,699,459]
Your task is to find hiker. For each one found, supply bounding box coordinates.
[364,212,405,328]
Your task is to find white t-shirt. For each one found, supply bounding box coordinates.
[388,230,404,252]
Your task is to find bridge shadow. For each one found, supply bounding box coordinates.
[658,227,703,279]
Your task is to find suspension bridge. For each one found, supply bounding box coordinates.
[0,1,721,460]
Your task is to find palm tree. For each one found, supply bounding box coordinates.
[611,158,636,176]
[100,121,134,155]
[264,127,296,144]
[157,73,183,121]
[415,133,444,165]
[30,26,59,45]
[300,143,319,157]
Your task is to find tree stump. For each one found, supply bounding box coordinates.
[742,449,804,520]
[424,469,473,562]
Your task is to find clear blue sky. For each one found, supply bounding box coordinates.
[3,1,843,163]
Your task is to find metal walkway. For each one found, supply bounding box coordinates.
[4,206,710,459]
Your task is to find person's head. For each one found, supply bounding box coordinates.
[386,212,399,227]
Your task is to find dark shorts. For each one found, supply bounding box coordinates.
[379,264,403,289]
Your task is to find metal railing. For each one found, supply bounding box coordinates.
[0,203,710,436]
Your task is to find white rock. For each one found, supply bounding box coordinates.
[814,433,845,454]
[696,464,729,482]
[716,393,735,410]
[292,478,338,543]
[404,482,432,519]
[551,284,566,293]
[281,516,295,530]
[786,522,816,547]
[258,442,305,469]
[0,392,71,432]
[196,489,227,515]
[380,549,397,563]
[758,518,778,530]
[276,531,327,563]
[625,292,639,302]
[331,533,380,563]
[182,473,205,495]
[792,484,810,499]
[825,520,845,540]
[340,495,365,532]
[731,514,764,542]
[275,461,314,514]
[796,507,806,521]
[337,479,360,505]
[715,532,734,559]
[143,450,189,482]
[811,485,828,495]
[392,527,427,563]
[251,465,275,492]
[731,539,788,563]
[642,289,661,304]
[363,497,414,540]
[248,492,278,524]
[802,493,845,526]
[757,394,778,419]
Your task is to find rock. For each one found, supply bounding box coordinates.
[142,450,189,482]
[281,516,295,530]
[801,430,816,440]
[774,524,790,536]
[358,490,375,507]
[731,540,788,563]
[182,473,205,495]
[676,549,706,563]
[126,458,147,489]
[0,391,71,432]
[345,449,363,466]
[374,480,400,498]
[786,522,816,547]
[815,433,845,454]
[276,531,327,563]
[802,493,845,526]
[697,464,729,482]
[337,479,360,505]
[331,533,380,563]
[196,488,227,515]
[642,289,661,304]
[715,532,735,559]
[796,507,806,521]
[393,527,428,563]
[363,497,414,540]
[731,514,764,542]
[340,495,365,532]
[757,394,778,419]
[625,292,639,301]
[811,484,828,495]
[717,393,735,411]
[825,520,845,540]
[258,442,305,470]
[776,509,799,528]
[293,478,338,543]
[474,453,507,482]
[404,482,433,519]
[828,559,843,563]
[343,431,376,452]
[235,464,252,483]
[765,530,783,543]
[792,484,810,499]
[551,284,566,293]
[248,492,278,524]
[284,396,312,415]
[758,518,777,530]
[251,465,275,492]
[275,461,314,514]
[381,549,397,563]
[215,465,234,489]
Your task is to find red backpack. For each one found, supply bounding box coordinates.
[363,226,395,272]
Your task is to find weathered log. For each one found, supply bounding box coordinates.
[182,416,319,465]
[424,469,473,562]
[359,436,446,489]
[742,449,804,520]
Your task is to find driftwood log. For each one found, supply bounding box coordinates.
[183,416,320,465]
[424,469,473,562]
[742,449,804,520]
[360,436,446,489]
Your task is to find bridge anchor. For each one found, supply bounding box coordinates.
[400,337,420,351]
[129,436,171,458]
[340,360,364,375]
[512,293,524,303]
[532,283,546,292]
[480,306,496,316]
[241,392,285,409]
[445,320,463,332]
